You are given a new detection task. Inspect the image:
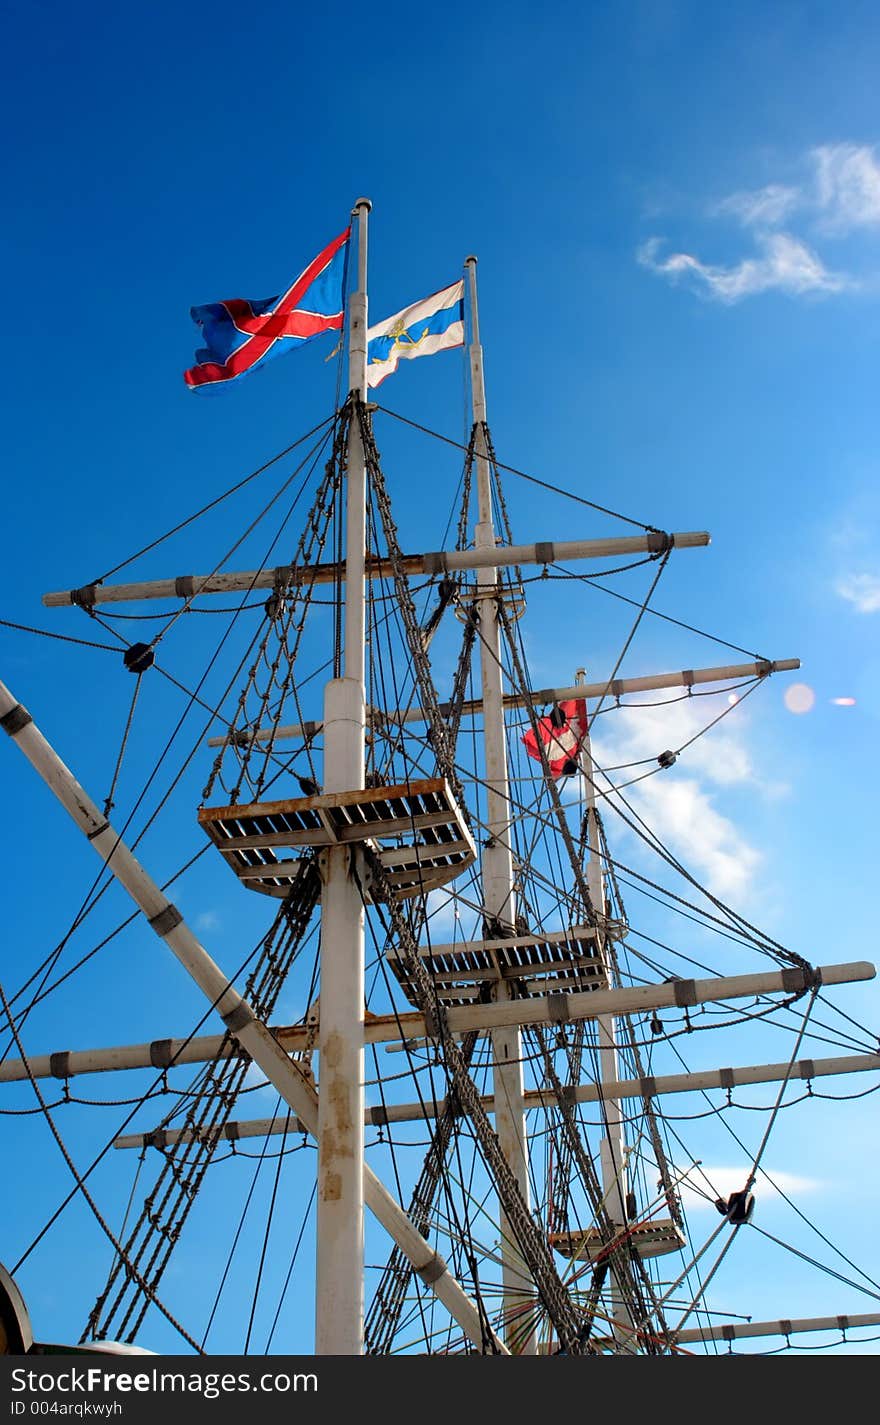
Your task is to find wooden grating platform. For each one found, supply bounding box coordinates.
[549,1219,686,1263]
[386,927,609,1009]
[198,777,476,901]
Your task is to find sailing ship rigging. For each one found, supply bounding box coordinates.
[2,199,879,1357]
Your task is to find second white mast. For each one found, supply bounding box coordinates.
[466,256,536,1352]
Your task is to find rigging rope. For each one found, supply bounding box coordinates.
[86,860,320,1345]
[375,404,658,532]
[102,672,144,818]
[361,848,598,1355]
[0,983,204,1354]
[91,416,337,585]
[200,412,345,804]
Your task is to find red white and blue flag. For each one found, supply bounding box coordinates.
[183,227,350,390]
[522,699,588,778]
[366,280,464,388]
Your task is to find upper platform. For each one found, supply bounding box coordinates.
[198,777,476,901]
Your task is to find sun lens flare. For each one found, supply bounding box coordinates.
[784,682,815,714]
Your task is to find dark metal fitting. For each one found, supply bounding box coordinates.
[416,1252,447,1286]
[783,964,821,994]
[672,979,698,1007]
[124,642,154,674]
[222,1001,256,1033]
[148,903,183,938]
[1,704,32,736]
[49,1052,72,1080]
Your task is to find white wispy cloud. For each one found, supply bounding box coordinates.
[829,495,880,613]
[834,572,880,613]
[638,233,846,304]
[591,696,761,899]
[640,142,880,303]
[596,697,754,785]
[645,777,759,897]
[715,183,802,228]
[195,909,221,933]
[679,1165,822,1212]
[720,146,880,235]
[425,887,463,934]
[717,146,880,236]
[812,143,880,231]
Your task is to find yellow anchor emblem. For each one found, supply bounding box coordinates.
[389,317,429,350]
[366,321,430,369]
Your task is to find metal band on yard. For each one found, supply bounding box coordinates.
[149,1040,174,1070]
[148,904,184,939]
[416,1253,449,1287]
[1,704,32,736]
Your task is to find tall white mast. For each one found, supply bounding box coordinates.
[465,256,536,1353]
[315,198,371,1354]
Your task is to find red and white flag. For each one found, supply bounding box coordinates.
[522,699,587,778]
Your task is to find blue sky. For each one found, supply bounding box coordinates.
[2,0,880,1359]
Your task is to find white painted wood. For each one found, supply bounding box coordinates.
[393,928,600,957]
[436,960,875,1033]
[673,1313,880,1345]
[378,836,475,863]
[314,194,370,1357]
[575,675,631,1343]
[109,1051,880,1146]
[211,810,456,852]
[234,857,309,880]
[42,531,711,607]
[212,658,801,746]
[5,978,875,1086]
[465,255,536,1351]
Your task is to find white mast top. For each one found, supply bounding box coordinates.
[343,197,371,692]
[464,256,491,525]
[348,198,371,399]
